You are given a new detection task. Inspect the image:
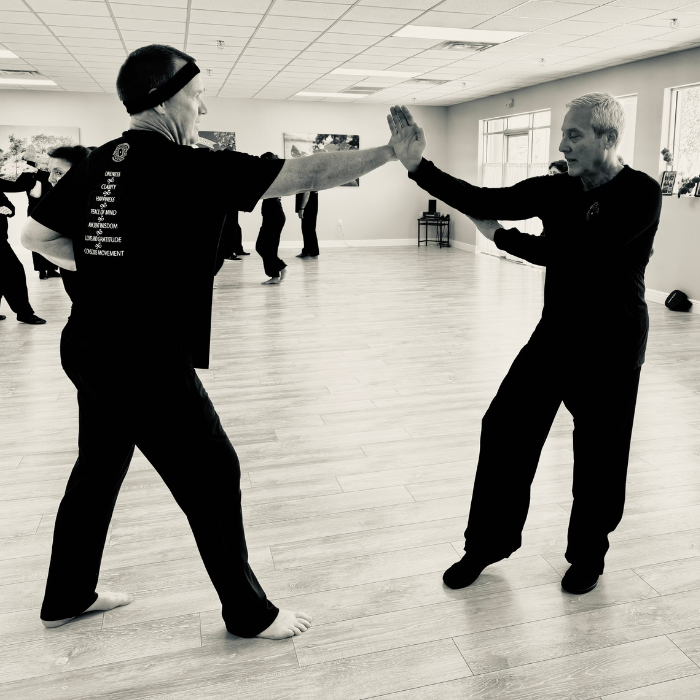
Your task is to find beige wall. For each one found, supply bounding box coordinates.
[443,46,700,300]
[0,92,447,247]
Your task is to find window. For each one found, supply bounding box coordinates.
[669,84,700,183]
[478,110,551,264]
[616,94,637,168]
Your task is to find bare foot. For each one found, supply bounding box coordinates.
[256,609,312,640]
[279,268,288,282]
[41,591,134,629]
[261,276,281,285]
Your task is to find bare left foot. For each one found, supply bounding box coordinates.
[41,591,134,629]
[261,276,281,285]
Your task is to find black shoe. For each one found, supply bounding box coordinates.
[0,315,6,321]
[226,254,241,261]
[237,251,250,256]
[46,269,61,278]
[561,564,599,594]
[17,313,46,325]
[39,271,48,280]
[296,253,319,259]
[443,552,501,590]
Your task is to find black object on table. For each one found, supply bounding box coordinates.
[417,214,450,248]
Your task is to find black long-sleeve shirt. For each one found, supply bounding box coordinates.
[0,192,15,241]
[409,159,662,368]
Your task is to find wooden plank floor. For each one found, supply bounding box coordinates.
[1,245,700,699]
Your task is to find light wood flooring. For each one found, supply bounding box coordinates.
[1,245,700,699]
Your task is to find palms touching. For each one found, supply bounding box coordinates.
[387,106,426,173]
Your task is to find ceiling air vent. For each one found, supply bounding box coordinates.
[403,79,448,86]
[341,86,380,95]
[435,41,497,53]
[0,69,45,78]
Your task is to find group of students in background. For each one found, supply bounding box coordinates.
[1,145,321,322]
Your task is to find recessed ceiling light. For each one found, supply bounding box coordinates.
[0,50,18,59]
[332,69,422,78]
[295,91,365,98]
[394,27,526,43]
[0,78,57,86]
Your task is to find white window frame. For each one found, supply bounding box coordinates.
[665,82,700,192]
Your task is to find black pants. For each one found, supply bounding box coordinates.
[256,205,286,278]
[41,337,279,637]
[32,251,58,273]
[301,198,319,257]
[464,340,641,573]
[0,239,34,316]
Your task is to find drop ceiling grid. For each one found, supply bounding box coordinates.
[0,0,698,103]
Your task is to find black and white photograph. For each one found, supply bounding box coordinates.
[1,3,700,700]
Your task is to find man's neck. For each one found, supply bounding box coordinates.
[129,115,175,143]
[580,158,625,191]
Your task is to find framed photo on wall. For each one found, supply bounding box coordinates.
[660,170,676,195]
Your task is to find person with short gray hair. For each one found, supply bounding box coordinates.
[388,95,661,596]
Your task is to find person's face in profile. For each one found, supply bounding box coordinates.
[163,63,208,147]
[48,157,72,186]
[559,106,617,179]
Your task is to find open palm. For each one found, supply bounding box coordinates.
[387,106,426,173]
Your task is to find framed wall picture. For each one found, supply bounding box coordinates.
[660,170,676,195]
[195,131,236,151]
[283,133,360,186]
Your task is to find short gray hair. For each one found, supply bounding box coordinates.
[565,92,625,141]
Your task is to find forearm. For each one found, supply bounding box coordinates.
[21,218,76,270]
[0,177,29,193]
[409,159,540,221]
[494,228,548,266]
[264,146,395,198]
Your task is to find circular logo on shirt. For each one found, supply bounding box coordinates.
[112,143,130,163]
[586,202,600,220]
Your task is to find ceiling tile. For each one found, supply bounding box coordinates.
[0,10,41,24]
[597,23,674,37]
[61,37,124,48]
[376,36,441,47]
[332,20,401,34]
[52,26,122,38]
[507,31,581,45]
[545,19,617,33]
[609,0,694,7]
[362,46,421,56]
[572,5,662,22]
[301,50,357,60]
[116,18,186,33]
[2,39,64,49]
[359,0,440,8]
[190,10,263,26]
[114,0,188,6]
[342,6,423,22]
[193,0,272,11]
[634,11,700,27]
[0,0,32,10]
[0,24,51,35]
[262,15,335,30]
[412,11,491,28]
[315,32,376,44]
[504,2,590,20]
[433,0,523,12]
[187,36,248,48]
[27,0,110,16]
[271,1,347,19]
[256,27,322,41]
[248,38,312,49]
[110,4,188,21]
[188,23,254,37]
[472,16,558,30]
[39,14,116,28]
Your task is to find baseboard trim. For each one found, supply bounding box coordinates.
[646,288,699,315]
[450,240,476,253]
[243,239,416,249]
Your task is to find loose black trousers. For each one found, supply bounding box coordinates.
[256,199,286,278]
[0,239,34,316]
[41,333,279,637]
[300,193,319,256]
[464,339,641,573]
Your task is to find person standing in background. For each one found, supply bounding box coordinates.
[0,190,46,324]
[46,145,92,303]
[295,190,319,259]
[256,152,288,285]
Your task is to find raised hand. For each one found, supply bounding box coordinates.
[387,105,426,173]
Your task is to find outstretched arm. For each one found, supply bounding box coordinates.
[387,106,542,222]
[21,217,76,270]
[470,216,548,266]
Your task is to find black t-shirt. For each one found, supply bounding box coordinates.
[0,191,15,241]
[410,159,662,368]
[32,130,283,368]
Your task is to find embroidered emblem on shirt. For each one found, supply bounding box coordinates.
[586,202,600,220]
[112,143,129,163]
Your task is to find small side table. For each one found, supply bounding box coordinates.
[417,216,450,248]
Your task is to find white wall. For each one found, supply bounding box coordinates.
[444,46,700,301]
[0,92,448,247]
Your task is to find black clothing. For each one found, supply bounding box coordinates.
[32,130,283,370]
[60,268,80,304]
[409,159,661,369]
[215,211,244,275]
[41,345,278,637]
[295,191,319,257]
[408,158,658,571]
[0,195,34,316]
[256,198,287,278]
[32,130,284,637]
[464,342,641,573]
